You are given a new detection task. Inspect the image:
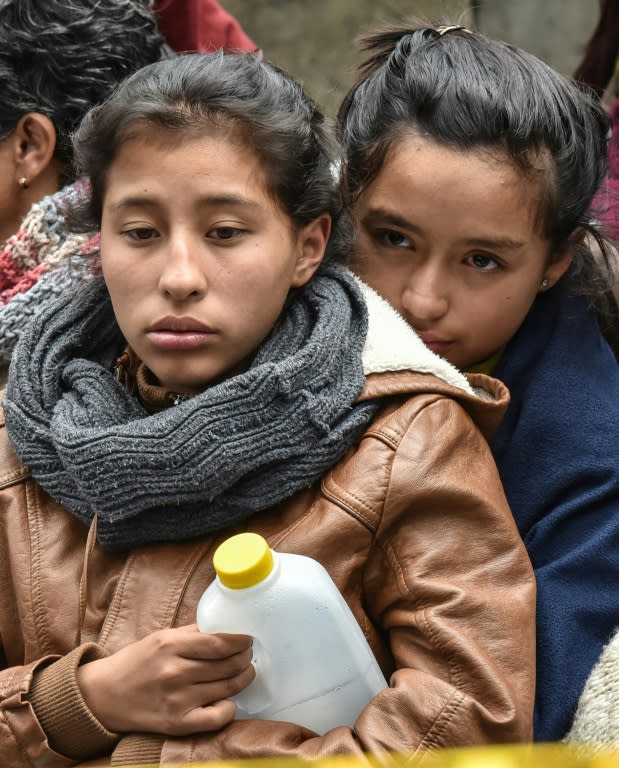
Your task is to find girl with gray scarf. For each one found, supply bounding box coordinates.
[0,53,535,765]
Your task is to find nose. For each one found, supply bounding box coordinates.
[158,232,208,301]
[401,268,449,325]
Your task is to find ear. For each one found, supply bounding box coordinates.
[539,230,580,292]
[290,213,332,287]
[10,112,59,186]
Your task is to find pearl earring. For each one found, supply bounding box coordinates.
[541,277,550,289]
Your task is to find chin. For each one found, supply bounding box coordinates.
[150,369,208,395]
[158,376,211,395]
[151,356,245,393]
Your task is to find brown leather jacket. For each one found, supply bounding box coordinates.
[0,370,535,766]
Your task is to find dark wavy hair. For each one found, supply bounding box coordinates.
[0,0,167,172]
[72,52,350,262]
[337,21,619,344]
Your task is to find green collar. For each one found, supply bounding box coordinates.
[467,347,504,376]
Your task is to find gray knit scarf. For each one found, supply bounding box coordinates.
[4,264,378,551]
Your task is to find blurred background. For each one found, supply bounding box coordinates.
[220,0,598,116]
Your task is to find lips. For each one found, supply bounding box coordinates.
[416,331,451,345]
[149,316,213,333]
[415,331,453,355]
[146,316,215,350]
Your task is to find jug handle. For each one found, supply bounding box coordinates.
[233,637,274,717]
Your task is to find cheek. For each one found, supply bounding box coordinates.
[353,254,405,299]
[349,238,380,278]
[351,228,374,261]
[99,236,121,287]
[228,247,298,294]
[101,261,130,306]
[237,274,291,324]
[100,244,144,301]
[100,254,117,292]
[474,285,538,338]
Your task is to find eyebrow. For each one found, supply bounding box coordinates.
[110,193,262,212]
[362,207,419,234]
[362,206,526,251]
[461,236,526,251]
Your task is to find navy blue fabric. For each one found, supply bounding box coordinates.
[491,286,619,742]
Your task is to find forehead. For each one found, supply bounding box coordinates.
[382,135,530,199]
[104,130,269,199]
[114,123,259,165]
[361,134,547,241]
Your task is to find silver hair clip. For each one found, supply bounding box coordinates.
[436,25,468,36]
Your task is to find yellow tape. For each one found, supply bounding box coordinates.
[421,744,619,767]
[116,745,619,768]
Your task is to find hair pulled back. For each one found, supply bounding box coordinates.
[73,52,348,261]
[339,22,608,247]
[337,21,618,330]
[0,0,167,171]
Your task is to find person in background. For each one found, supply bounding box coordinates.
[573,0,619,245]
[0,50,534,766]
[337,20,619,742]
[558,2,619,747]
[0,0,167,385]
[154,0,258,53]
[573,0,619,101]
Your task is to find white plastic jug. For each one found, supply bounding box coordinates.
[196,532,388,735]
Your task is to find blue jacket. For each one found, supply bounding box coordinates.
[491,285,619,742]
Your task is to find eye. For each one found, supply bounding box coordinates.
[374,229,412,249]
[207,226,245,241]
[466,253,501,272]
[122,227,159,241]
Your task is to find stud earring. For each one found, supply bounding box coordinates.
[541,277,550,289]
[18,177,29,189]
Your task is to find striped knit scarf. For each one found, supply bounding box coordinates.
[0,180,97,363]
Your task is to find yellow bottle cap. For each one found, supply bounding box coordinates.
[213,532,274,589]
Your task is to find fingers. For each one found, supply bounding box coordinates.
[188,660,256,706]
[178,698,237,735]
[170,643,254,686]
[153,661,255,737]
[149,628,254,687]
[193,632,254,660]
[76,627,256,736]
[156,626,253,662]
